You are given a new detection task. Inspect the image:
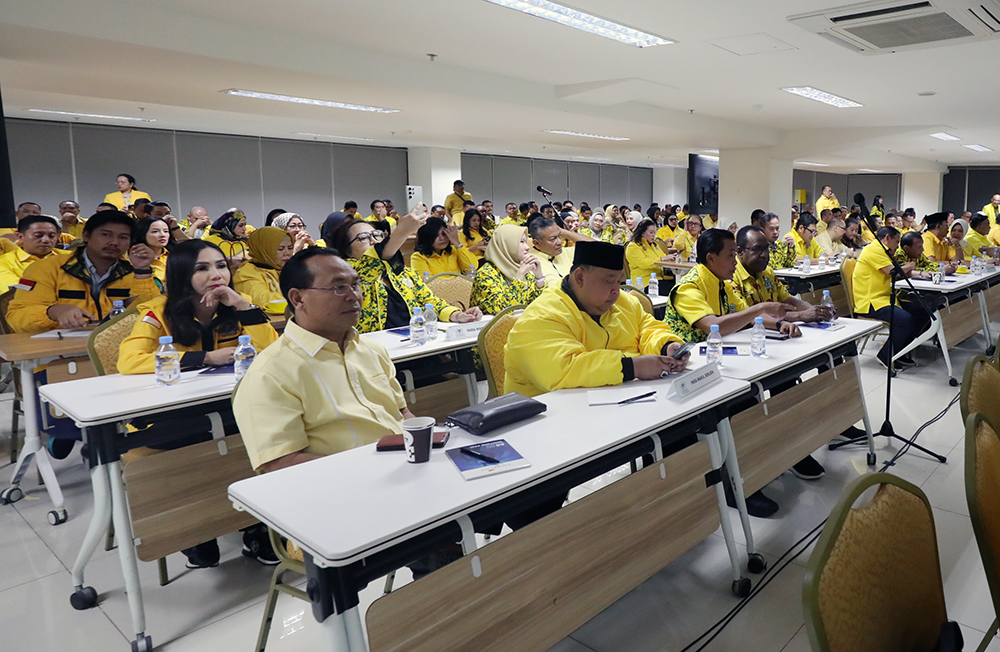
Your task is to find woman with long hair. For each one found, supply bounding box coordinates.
[233,226,295,311]
[132,216,174,286]
[204,210,250,264]
[330,218,481,332]
[469,225,545,315]
[459,208,491,262]
[410,216,480,276]
[625,218,667,286]
[103,173,151,210]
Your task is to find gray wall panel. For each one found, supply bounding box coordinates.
[599,165,629,208]
[6,119,74,214]
[792,169,815,208]
[846,174,900,213]
[628,167,653,210]
[460,154,493,203]
[261,139,333,227]
[73,124,178,211]
[331,145,407,218]
[176,132,262,225]
[492,157,533,206]
[531,160,568,204]
[967,169,1000,213]
[942,168,967,213]
[813,174,849,211]
[568,163,600,208]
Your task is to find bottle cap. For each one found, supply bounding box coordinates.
[425,303,434,311]
[823,290,830,295]
[113,300,124,307]
[710,324,720,331]
[413,306,423,314]
[754,317,763,324]
[238,335,251,344]
[158,336,173,345]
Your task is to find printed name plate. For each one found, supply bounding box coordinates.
[445,321,488,341]
[673,362,721,399]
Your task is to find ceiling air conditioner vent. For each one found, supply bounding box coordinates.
[790,0,1000,53]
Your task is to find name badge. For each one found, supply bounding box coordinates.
[402,277,414,288]
[445,321,488,341]
[673,362,722,399]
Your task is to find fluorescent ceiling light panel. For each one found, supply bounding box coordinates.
[222,90,399,113]
[781,87,862,108]
[929,132,960,141]
[858,168,883,173]
[795,161,830,167]
[28,109,154,122]
[483,0,673,47]
[964,144,993,152]
[293,132,375,141]
[544,129,630,141]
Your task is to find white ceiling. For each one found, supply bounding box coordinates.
[1,0,998,173]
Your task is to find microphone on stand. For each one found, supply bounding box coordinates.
[536,185,552,197]
[854,193,879,236]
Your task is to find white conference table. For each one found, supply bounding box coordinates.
[229,375,757,652]
[36,319,492,652]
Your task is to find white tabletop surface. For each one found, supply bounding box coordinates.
[228,375,752,566]
[895,268,1000,293]
[360,316,494,362]
[649,294,668,308]
[774,265,842,279]
[687,317,880,382]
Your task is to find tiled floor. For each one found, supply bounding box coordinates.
[2,327,999,652]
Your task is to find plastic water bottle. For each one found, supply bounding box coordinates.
[423,302,438,340]
[625,279,633,288]
[649,273,659,297]
[409,307,427,346]
[706,324,723,366]
[938,263,946,276]
[422,271,431,285]
[688,250,696,264]
[154,336,180,386]
[821,289,838,322]
[109,300,125,318]
[818,253,827,270]
[634,276,644,291]
[750,317,766,358]
[973,256,982,276]
[466,265,476,279]
[803,256,811,272]
[234,335,256,380]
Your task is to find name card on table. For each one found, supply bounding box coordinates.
[445,321,488,341]
[672,362,721,399]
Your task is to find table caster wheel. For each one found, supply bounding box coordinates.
[949,377,958,387]
[747,553,767,574]
[0,486,23,505]
[987,346,996,357]
[70,586,98,610]
[132,635,153,652]
[47,509,68,526]
[732,577,751,598]
[867,452,877,466]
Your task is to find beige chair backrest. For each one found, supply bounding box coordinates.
[427,272,473,310]
[87,307,140,376]
[477,305,522,399]
[961,356,1000,427]
[803,473,948,652]
[622,286,654,317]
[0,288,15,335]
[839,257,859,319]
[966,413,1000,647]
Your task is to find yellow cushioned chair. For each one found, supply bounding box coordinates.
[840,256,888,355]
[965,413,1000,652]
[477,304,523,399]
[427,272,473,310]
[87,307,140,375]
[803,472,954,652]
[961,356,1000,428]
[622,285,654,317]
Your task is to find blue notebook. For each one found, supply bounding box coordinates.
[445,439,530,480]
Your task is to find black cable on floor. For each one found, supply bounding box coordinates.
[679,391,960,651]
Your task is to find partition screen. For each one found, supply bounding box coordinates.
[688,154,719,214]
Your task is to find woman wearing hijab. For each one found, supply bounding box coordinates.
[203,210,249,263]
[579,209,616,243]
[469,225,545,314]
[233,226,295,312]
[950,218,971,260]
[271,212,320,251]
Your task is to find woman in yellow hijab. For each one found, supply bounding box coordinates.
[470,224,546,315]
[233,226,294,313]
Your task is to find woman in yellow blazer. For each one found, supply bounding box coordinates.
[410,217,480,276]
[458,209,491,263]
[671,215,703,260]
[625,219,667,285]
[103,174,151,210]
[132,216,174,288]
[118,239,278,375]
[202,210,250,264]
[233,226,294,313]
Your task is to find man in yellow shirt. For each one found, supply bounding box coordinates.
[499,202,520,226]
[921,213,960,263]
[815,219,848,257]
[760,213,796,270]
[443,180,472,222]
[815,185,839,218]
[528,216,592,287]
[816,208,834,234]
[854,227,930,368]
[365,200,397,228]
[785,214,824,260]
[0,215,72,288]
[57,201,87,240]
[504,240,688,398]
[983,194,1000,227]
[968,213,999,259]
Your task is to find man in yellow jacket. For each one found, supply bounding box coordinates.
[504,241,689,398]
[7,211,160,332]
[443,180,472,222]
[983,194,1000,227]
[0,215,71,288]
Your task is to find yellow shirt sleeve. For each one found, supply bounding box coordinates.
[672,282,716,327]
[234,364,312,470]
[457,246,479,273]
[233,265,284,307]
[410,252,431,275]
[7,257,60,332]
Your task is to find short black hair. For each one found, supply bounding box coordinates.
[903,207,916,217]
[525,212,545,231]
[431,204,445,213]
[265,208,287,226]
[736,225,765,249]
[370,199,385,211]
[17,215,60,233]
[17,202,40,210]
[97,202,118,210]
[696,228,735,265]
[749,209,766,225]
[59,200,79,208]
[83,210,135,235]
[971,213,990,230]
[845,217,860,230]
[343,200,357,211]
[117,173,137,187]
[463,199,476,207]
[877,226,900,241]
[762,212,780,226]
[454,179,464,186]
[150,201,171,209]
[279,246,342,303]
[519,202,531,213]
[796,214,818,229]
[900,231,922,248]
[133,198,151,207]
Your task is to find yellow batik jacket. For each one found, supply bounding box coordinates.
[469,261,543,315]
[348,249,459,332]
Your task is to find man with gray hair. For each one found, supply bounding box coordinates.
[528,216,594,287]
[181,206,211,239]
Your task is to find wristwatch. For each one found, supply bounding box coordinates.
[776,319,787,330]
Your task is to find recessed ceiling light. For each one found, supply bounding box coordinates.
[27,109,155,122]
[482,0,673,47]
[858,168,883,173]
[964,144,994,152]
[781,87,862,108]
[795,161,830,167]
[222,89,399,113]
[544,130,630,141]
[917,91,937,97]
[293,132,375,141]
[929,132,960,141]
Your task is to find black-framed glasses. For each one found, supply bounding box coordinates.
[302,282,363,297]
[349,231,385,246]
[745,246,770,254]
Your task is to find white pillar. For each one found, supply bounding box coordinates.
[407,147,462,208]
[901,172,943,216]
[719,149,792,228]
[652,166,688,206]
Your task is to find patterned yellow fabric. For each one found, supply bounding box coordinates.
[579,226,622,244]
[469,261,542,315]
[482,310,520,399]
[814,483,946,652]
[894,248,936,272]
[426,274,473,310]
[347,249,458,333]
[90,310,140,376]
[768,240,796,270]
[728,260,792,306]
[663,264,747,343]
